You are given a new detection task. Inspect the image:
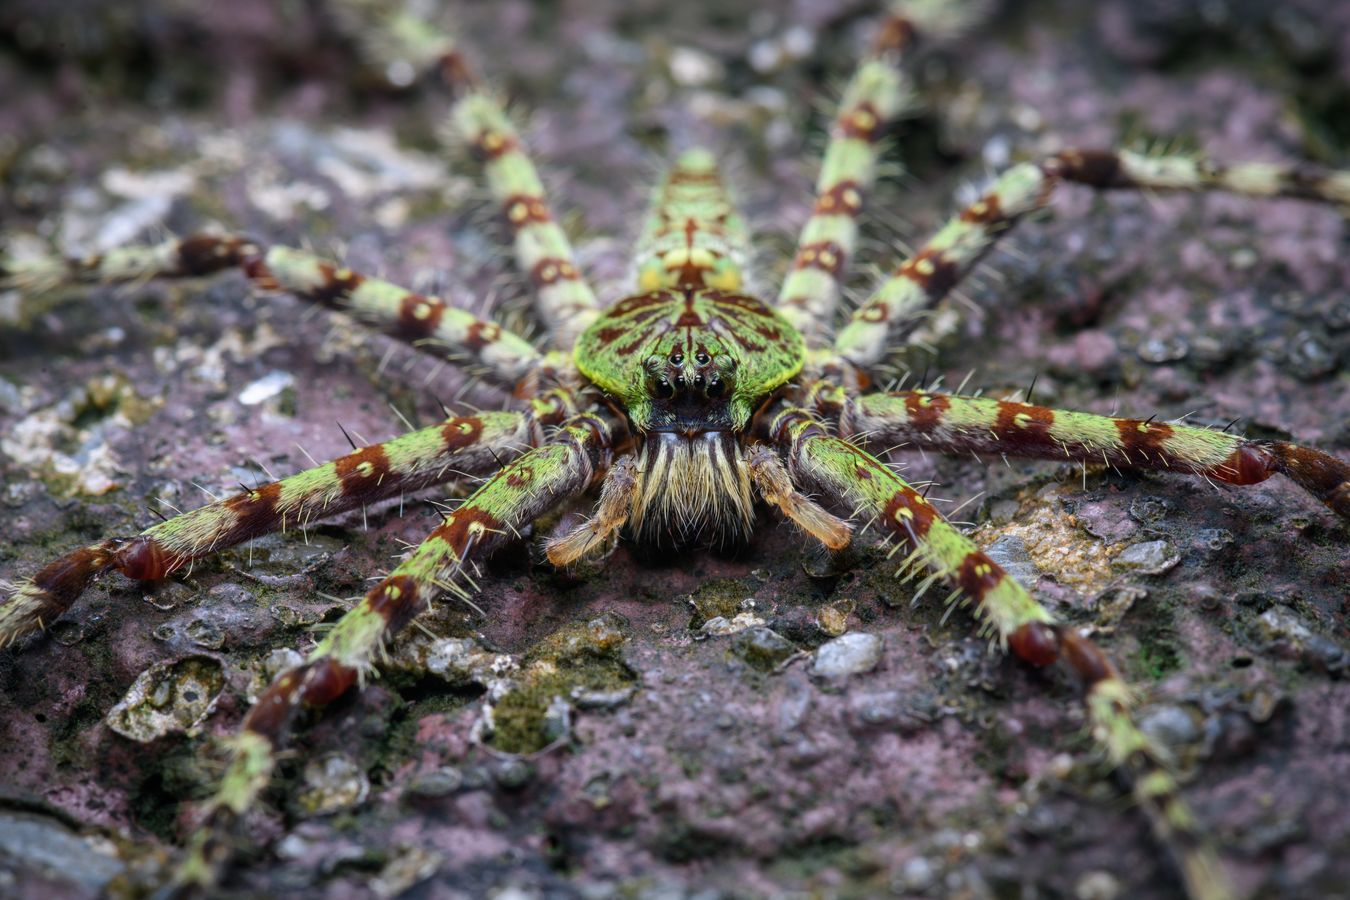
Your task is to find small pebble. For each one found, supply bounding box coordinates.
[731,626,796,670]
[1075,870,1121,900]
[493,758,535,791]
[105,655,225,742]
[406,767,464,800]
[815,603,849,637]
[295,753,369,816]
[1112,540,1179,574]
[811,632,883,678]
[897,856,937,891]
[1138,705,1200,749]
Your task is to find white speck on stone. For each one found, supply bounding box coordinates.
[385,59,416,88]
[811,632,883,678]
[782,25,815,58]
[0,289,21,324]
[1112,540,1179,575]
[1256,608,1313,643]
[1075,870,1121,900]
[700,611,766,636]
[296,752,370,816]
[238,370,294,405]
[669,46,722,86]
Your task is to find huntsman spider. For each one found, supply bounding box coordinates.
[2,2,1347,898]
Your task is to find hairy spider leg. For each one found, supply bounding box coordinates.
[1,235,545,390]
[764,405,1231,900]
[834,150,1350,369]
[175,412,613,888]
[323,0,602,348]
[774,51,909,344]
[833,388,1350,520]
[776,0,1006,344]
[774,5,924,342]
[544,454,640,566]
[450,92,602,349]
[0,407,561,649]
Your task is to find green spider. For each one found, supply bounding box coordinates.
[2,1,1348,897]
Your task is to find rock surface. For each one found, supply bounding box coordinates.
[1,1,1348,898]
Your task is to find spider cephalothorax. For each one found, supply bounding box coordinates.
[574,278,806,544]
[2,2,1348,898]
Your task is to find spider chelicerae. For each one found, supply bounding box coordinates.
[2,1,1348,897]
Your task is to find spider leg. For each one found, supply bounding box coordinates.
[745,443,852,550]
[835,388,1350,520]
[763,403,1233,900]
[2,235,544,390]
[834,150,1350,371]
[175,411,613,888]
[776,1,988,344]
[545,454,638,566]
[262,1,602,348]
[0,404,563,649]
[443,67,602,349]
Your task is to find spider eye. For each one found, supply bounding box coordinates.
[695,351,710,365]
[653,377,674,399]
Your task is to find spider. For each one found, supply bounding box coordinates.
[2,1,1348,897]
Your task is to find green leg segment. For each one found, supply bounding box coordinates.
[177,411,613,887]
[2,235,544,389]
[834,149,1350,371]
[764,404,1234,900]
[776,0,996,344]
[837,388,1350,520]
[0,401,573,649]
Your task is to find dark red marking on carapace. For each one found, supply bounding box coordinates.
[1113,418,1174,461]
[431,505,505,558]
[1049,149,1129,189]
[871,13,917,55]
[503,194,552,231]
[793,241,846,277]
[471,132,519,162]
[529,257,579,288]
[881,483,937,539]
[958,192,1006,224]
[366,574,425,634]
[201,482,281,551]
[393,293,447,340]
[304,262,364,309]
[835,102,883,141]
[440,416,485,451]
[175,234,261,276]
